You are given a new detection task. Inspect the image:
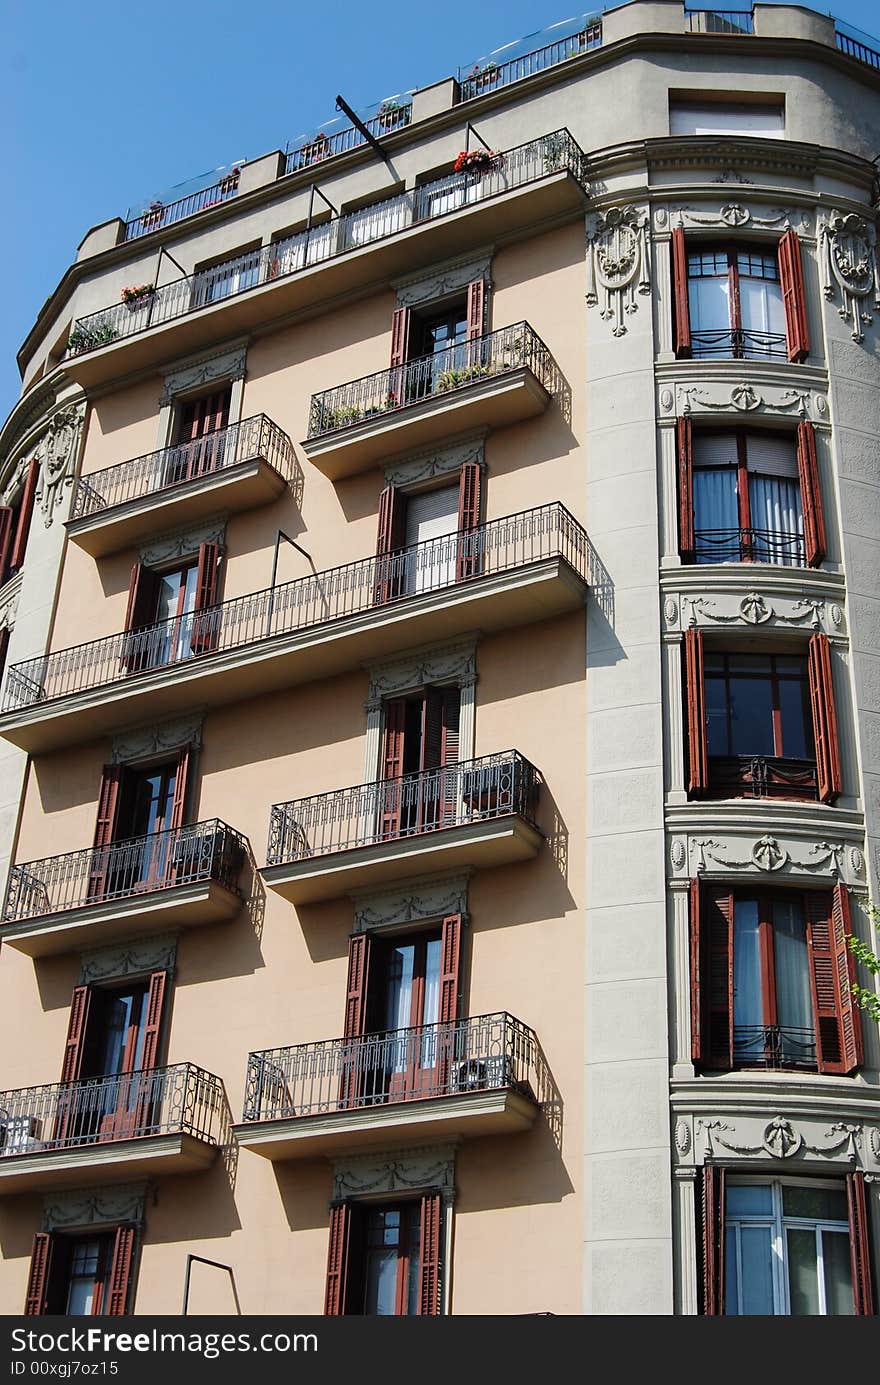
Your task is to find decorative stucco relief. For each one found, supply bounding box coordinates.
[352,873,470,932]
[33,402,86,527]
[691,835,854,879]
[668,830,865,887]
[0,570,22,630]
[586,206,650,337]
[80,932,178,985]
[676,203,810,234]
[332,1145,456,1202]
[384,433,485,489]
[394,255,492,310]
[43,1183,147,1232]
[682,591,827,632]
[139,515,226,567]
[698,1116,863,1163]
[678,382,813,419]
[819,208,880,343]
[366,638,477,711]
[159,344,247,405]
[111,713,204,765]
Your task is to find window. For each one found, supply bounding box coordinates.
[24,1226,137,1316]
[374,463,483,604]
[670,102,784,138]
[269,219,336,277]
[690,882,862,1075]
[122,541,221,672]
[163,387,232,487]
[672,228,808,362]
[726,1181,856,1315]
[342,191,411,250]
[0,458,39,587]
[89,750,190,902]
[402,485,460,593]
[325,1193,442,1315]
[380,686,461,836]
[65,1235,112,1315]
[684,630,841,803]
[192,246,260,307]
[358,1204,422,1315]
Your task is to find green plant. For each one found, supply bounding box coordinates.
[322,403,362,429]
[541,134,566,173]
[436,361,495,392]
[68,321,119,354]
[849,900,880,1024]
[121,283,155,307]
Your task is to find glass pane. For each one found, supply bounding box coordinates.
[822,1231,854,1316]
[693,468,739,562]
[782,1185,847,1222]
[787,1227,820,1314]
[748,474,804,566]
[406,1248,421,1316]
[740,1225,776,1313]
[728,675,775,755]
[727,1183,773,1216]
[778,678,813,759]
[772,899,813,1063]
[739,276,786,356]
[100,993,134,1076]
[705,675,729,756]
[724,1227,740,1313]
[733,899,763,1051]
[364,1248,399,1315]
[423,939,441,1028]
[66,1275,97,1316]
[689,274,732,342]
[385,946,415,1073]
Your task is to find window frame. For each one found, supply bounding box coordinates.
[686,241,787,360]
[690,425,805,566]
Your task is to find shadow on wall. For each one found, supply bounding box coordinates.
[273,1156,335,1234]
[0,1191,43,1261]
[138,1160,242,1247]
[454,1118,573,1214]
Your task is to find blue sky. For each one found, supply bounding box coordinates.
[2,0,880,421]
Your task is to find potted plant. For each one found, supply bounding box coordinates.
[140,200,165,232]
[121,284,155,311]
[377,100,404,131]
[218,166,240,194]
[454,148,502,176]
[300,132,330,165]
[68,322,118,355]
[469,61,499,92]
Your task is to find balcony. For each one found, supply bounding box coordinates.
[284,103,412,173]
[62,132,587,389]
[235,1013,547,1159]
[706,755,819,803]
[458,21,601,100]
[0,504,591,754]
[67,415,300,559]
[1,820,248,957]
[0,1064,228,1193]
[303,322,560,480]
[693,526,806,567]
[263,751,542,904]
[689,327,788,361]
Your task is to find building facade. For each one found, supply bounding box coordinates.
[0,0,878,1316]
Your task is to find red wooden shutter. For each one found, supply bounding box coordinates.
[689,878,703,1064]
[677,417,695,561]
[374,485,407,605]
[24,1233,55,1315]
[418,1192,442,1316]
[390,307,411,367]
[465,278,485,342]
[778,229,809,363]
[704,887,734,1070]
[379,698,407,839]
[168,745,191,832]
[60,985,92,1083]
[139,971,168,1071]
[190,541,221,654]
[438,914,462,1026]
[0,626,9,682]
[324,1202,352,1315]
[106,1224,137,1315]
[342,933,372,1041]
[807,633,842,803]
[672,227,691,357]
[456,462,482,580]
[701,1165,726,1316]
[0,506,14,587]
[684,627,708,795]
[847,1171,875,1316]
[806,888,862,1074]
[796,421,825,568]
[88,765,123,901]
[121,564,160,673]
[440,687,460,767]
[9,459,40,574]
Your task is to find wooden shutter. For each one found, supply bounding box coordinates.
[438,914,462,1025]
[689,878,703,1064]
[466,278,485,342]
[121,563,160,673]
[190,541,221,654]
[106,1224,137,1315]
[9,459,40,574]
[440,687,460,767]
[379,698,406,839]
[807,633,842,803]
[60,984,92,1084]
[0,506,14,587]
[88,765,123,901]
[324,1202,352,1315]
[168,745,191,832]
[672,227,691,358]
[701,1165,726,1316]
[456,462,483,580]
[806,887,862,1074]
[684,627,708,795]
[778,229,809,363]
[677,417,695,561]
[702,886,734,1070]
[0,626,9,682]
[796,421,825,568]
[24,1233,55,1315]
[374,485,407,605]
[847,1171,875,1316]
[418,1192,442,1316]
[390,307,411,367]
[342,933,372,1041]
[139,971,168,1071]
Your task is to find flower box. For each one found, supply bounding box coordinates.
[121,284,155,312]
[453,148,502,176]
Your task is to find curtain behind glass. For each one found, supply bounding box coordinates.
[693,468,738,561]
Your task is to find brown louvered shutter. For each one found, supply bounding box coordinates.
[0,506,14,587]
[465,278,485,342]
[0,626,9,683]
[701,1165,726,1316]
[106,1224,137,1315]
[9,459,40,575]
[24,1233,55,1315]
[778,229,809,363]
[677,417,695,561]
[684,627,708,795]
[704,887,734,1070]
[121,563,160,673]
[340,934,372,1110]
[390,307,411,367]
[456,462,482,580]
[190,541,221,654]
[168,745,191,832]
[440,687,460,767]
[324,1202,352,1315]
[438,914,462,1025]
[139,971,168,1072]
[418,1192,442,1316]
[374,485,407,605]
[807,633,842,803]
[689,878,703,1064]
[672,227,691,358]
[88,765,123,900]
[847,1171,875,1316]
[796,421,825,567]
[379,698,406,839]
[806,888,862,1075]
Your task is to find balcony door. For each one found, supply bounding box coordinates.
[377,934,443,1102]
[164,387,231,486]
[687,246,787,359]
[704,651,815,799]
[408,303,469,400]
[693,432,804,565]
[379,686,461,839]
[403,485,459,594]
[112,761,181,894]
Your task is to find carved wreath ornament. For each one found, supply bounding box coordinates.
[819,209,880,342]
[586,206,650,337]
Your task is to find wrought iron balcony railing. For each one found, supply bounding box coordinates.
[243,1013,549,1121]
[307,323,560,437]
[2,503,591,714]
[732,1025,817,1070]
[707,755,819,802]
[2,819,248,924]
[694,526,806,566]
[284,103,413,173]
[458,22,602,100]
[70,415,298,521]
[266,750,541,866]
[0,1063,228,1158]
[66,133,586,359]
[124,171,241,241]
[689,327,788,360]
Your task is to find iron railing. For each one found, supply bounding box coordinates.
[836,29,880,68]
[0,1064,228,1158]
[732,1025,817,1069]
[707,755,819,802]
[690,327,788,360]
[308,322,560,437]
[694,526,806,566]
[266,750,541,866]
[242,1013,548,1120]
[70,415,298,522]
[458,22,602,100]
[284,104,413,173]
[124,172,241,241]
[65,133,587,358]
[2,819,248,923]
[685,10,755,34]
[2,503,591,714]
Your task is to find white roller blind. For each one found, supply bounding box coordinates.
[745,434,798,477]
[405,485,459,548]
[694,433,739,468]
[670,103,784,137]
